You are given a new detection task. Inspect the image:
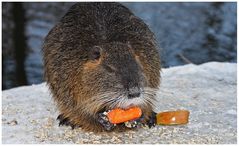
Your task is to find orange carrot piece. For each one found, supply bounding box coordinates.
[107,107,142,124]
[156,110,190,125]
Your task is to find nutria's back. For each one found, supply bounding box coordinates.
[43,2,161,132]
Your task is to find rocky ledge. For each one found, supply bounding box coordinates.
[2,62,237,144]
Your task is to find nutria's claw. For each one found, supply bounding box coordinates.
[136,112,156,128]
[145,112,156,128]
[97,113,115,131]
[57,114,76,129]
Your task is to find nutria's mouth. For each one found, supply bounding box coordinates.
[97,97,144,114]
[114,97,144,109]
[101,95,147,112]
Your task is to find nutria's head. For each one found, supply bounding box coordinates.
[80,42,157,113]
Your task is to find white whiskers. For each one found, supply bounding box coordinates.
[82,87,159,111]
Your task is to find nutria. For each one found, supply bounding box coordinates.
[43,2,161,132]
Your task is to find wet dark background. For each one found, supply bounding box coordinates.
[2,2,237,90]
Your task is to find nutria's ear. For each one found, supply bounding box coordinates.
[89,46,102,61]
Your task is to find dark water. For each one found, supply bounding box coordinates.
[2,2,237,90]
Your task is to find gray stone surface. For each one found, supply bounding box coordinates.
[2,62,237,144]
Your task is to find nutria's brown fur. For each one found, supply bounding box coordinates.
[43,2,161,132]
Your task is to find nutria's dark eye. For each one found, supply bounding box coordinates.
[89,46,102,60]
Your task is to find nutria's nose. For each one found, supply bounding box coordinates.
[128,87,141,99]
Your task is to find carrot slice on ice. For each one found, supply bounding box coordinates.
[156,110,189,125]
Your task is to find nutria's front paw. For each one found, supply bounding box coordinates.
[97,113,115,131]
[138,112,156,128]
[145,111,156,128]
